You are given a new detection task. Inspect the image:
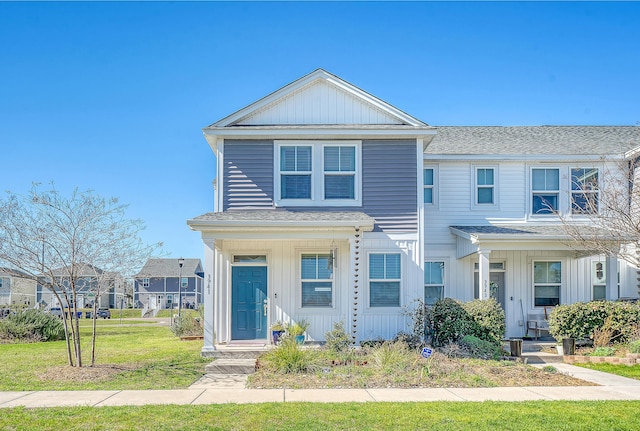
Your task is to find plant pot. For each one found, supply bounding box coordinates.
[272,330,285,345]
[295,334,305,345]
[562,338,576,355]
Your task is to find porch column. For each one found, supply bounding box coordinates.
[478,249,491,300]
[605,255,619,301]
[202,238,216,354]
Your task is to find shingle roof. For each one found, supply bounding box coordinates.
[450,224,571,238]
[190,210,375,224]
[427,126,640,155]
[136,259,202,278]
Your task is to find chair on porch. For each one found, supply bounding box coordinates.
[527,306,554,340]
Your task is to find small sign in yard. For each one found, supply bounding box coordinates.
[421,347,433,359]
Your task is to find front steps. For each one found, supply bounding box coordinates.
[204,344,272,375]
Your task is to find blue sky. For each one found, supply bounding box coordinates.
[1,1,638,262]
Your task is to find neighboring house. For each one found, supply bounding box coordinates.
[187,69,640,354]
[37,264,115,309]
[0,268,37,308]
[134,258,204,311]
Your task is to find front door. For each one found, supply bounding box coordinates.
[232,266,268,340]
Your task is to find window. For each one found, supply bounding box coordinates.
[424,168,434,204]
[180,277,188,288]
[571,168,599,214]
[301,253,333,307]
[234,255,267,263]
[275,141,361,206]
[280,145,312,199]
[324,146,355,199]
[532,168,559,214]
[369,253,401,307]
[476,168,494,204]
[592,261,606,300]
[424,262,444,306]
[141,278,149,288]
[533,261,561,306]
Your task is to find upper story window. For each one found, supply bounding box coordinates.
[475,167,495,205]
[275,141,361,206]
[180,277,188,288]
[424,168,434,204]
[369,253,401,308]
[141,278,149,288]
[571,168,599,214]
[531,168,560,214]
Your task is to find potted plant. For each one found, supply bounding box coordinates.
[288,319,310,344]
[271,321,286,345]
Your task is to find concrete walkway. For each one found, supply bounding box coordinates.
[2,348,640,407]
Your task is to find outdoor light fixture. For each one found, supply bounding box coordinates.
[178,257,185,317]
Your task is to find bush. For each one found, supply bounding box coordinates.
[462,298,506,345]
[259,338,321,374]
[170,310,203,337]
[369,341,413,374]
[459,335,502,360]
[590,346,616,357]
[628,340,640,354]
[324,321,352,353]
[0,309,64,342]
[548,301,640,343]
[429,298,505,347]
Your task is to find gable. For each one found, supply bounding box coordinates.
[213,69,426,128]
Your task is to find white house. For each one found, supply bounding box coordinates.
[188,69,640,354]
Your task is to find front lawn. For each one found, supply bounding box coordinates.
[1,401,640,430]
[574,362,640,380]
[0,320,209,391]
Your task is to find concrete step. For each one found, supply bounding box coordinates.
[205,359,257,374]
[211,348,269,359]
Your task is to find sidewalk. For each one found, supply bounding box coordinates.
[2,347,640,407]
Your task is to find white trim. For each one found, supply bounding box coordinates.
[274,140,362,207]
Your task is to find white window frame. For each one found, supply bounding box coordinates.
[299,251,335,309]
[533,260,562,307]
[367,252,402,309]
[141,278,149,289]
[180,277,188,289]
[530,167,561,216]
[571,167,600,215]
[473,166,498,208]
[424,261,445,306]
[274,140,362,207]
[423,165,438,207]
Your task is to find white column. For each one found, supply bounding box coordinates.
[605,255,619,301]
[202,237,216,354]
[478,249,491,300]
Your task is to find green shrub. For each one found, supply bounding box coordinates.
[628,340,640,354]
[324,321,353,353]
[459,335,502,360]
[463,298,506,345]
[429,298,505,347]
[590,346,616,357]
[259,338,322,374]
[548,301,640,343]
[170,310,203,337]
[0,309,64,342]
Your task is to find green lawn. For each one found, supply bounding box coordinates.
[0,320,209,391]
[1,401,640,430]
[574,362,640,380]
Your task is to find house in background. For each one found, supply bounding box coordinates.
[36,263,115,309]
[188,69,639,354]
[134,258,204,315]
[0,268,37,308]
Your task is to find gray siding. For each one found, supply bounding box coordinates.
[223,140,274,210]
[361,140,417,232]
[221,139,418,232]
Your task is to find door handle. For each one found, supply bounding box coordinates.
[263,299,268,317]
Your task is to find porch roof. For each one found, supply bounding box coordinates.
[187,210,376,236]
[449,224,586,258]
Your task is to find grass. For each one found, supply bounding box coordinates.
[574,362,640,380]
[1,401,640,430]
[0,320,209,391]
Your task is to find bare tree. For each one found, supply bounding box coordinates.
[558,157,640,293]
[0,184,161,367]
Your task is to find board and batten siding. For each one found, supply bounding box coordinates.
[223,140,275,210]
[222,139,418,233]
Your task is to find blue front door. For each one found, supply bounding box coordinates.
[231,266,268,340]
